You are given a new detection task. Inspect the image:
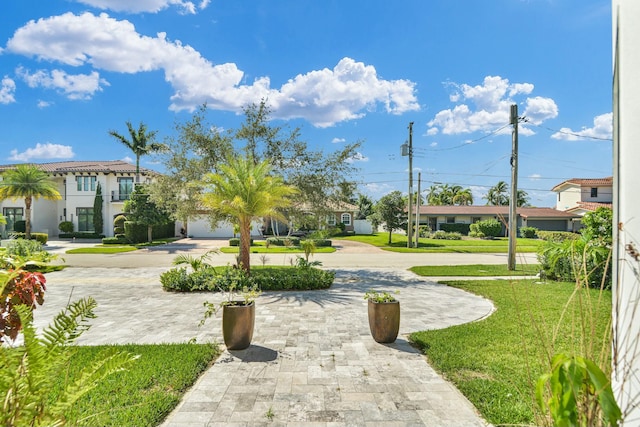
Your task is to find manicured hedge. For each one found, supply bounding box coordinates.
[537,230,579,242]
[59,232,105,239]
[439,223,471,235]
[102,236,129,245]
[228,238,254,247]
[266,236,301,246]
[9,232,48,244]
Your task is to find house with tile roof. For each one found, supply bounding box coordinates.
[0,161,159,238]
[416,205,580,236]
[551,177,613,215]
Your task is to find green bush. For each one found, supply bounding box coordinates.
[519,226,538,238]
[431,230,462,240]
[6,238,44,257]
[312,239,332,248]
[440,223,470,235]
[160,268,192,292]
[228,238,254,247]
[537,230,579,242]
[58,232,104,239]
[101,236,129,245]
[58,221,74,233]
[9,232,48,244]
[265,236,301,247]
[113,215,127,235]
[469,219,502,238]
[418,225,431,238]
[124,221,147,244]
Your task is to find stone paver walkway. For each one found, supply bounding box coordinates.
[36,264,494,426]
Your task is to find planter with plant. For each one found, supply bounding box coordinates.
[364,290,400,343]
[201,268,261,350]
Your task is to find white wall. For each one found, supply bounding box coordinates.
[612,2,640,424]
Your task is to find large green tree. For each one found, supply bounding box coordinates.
[0,164,61,239]
[485,181,529,207]
[371,191,407,244]
[153,101,361,232]
[201,155,297,273]
[123,184,171,243]
[109,121,165,183]
[426,183,473,206]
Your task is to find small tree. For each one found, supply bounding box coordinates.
[124,184,170,243]
[373,191,407,244]
[93,182,104,235]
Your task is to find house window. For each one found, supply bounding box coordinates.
[76,176,96,191]
[471,217,481,224]
[118,177,134,201]
[341,213,352,226]
[591,187,598,198]
[446,217,455,224]
[3,207,24,232]
[327,214,336,226]
[77,207,94,232]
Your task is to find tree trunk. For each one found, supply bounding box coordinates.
[147,225,153,243]
[25,196,32,240]
[388,230,392,245]
[239,219,251,274]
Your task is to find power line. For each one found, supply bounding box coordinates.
[425,123,512,152]
[522,118,613,142]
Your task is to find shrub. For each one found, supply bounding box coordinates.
[124,221,147,244]
[101,236,129,245]
[519,226,538,238]
[5,238,44,257]
[470,219,502,238]
[312,239,332,247]
[113,215,127,235]
[58,232,104,239]
[418,225,431,238]
[537,230,579,242]
[265,236,300,246]
[58,221,74,233]
[160,268,193,292]
[431,230,462,240]
[229,238,254,247]
[9,232,48,244]
[440,223,470,235]
[251,267,335,291]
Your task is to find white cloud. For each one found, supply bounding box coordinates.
[121,156,133,163]
[73,0,208,14]
[5,13,419,127]
[17,67,108,100]
[551,112,613,141]
[426,127,438,136]
[37,100,52,108]
[332,137,346,144]
[0,76,16,104]
[427,76,558,135]
[9,143,75,161]
[529,173,542,181]
[430,142,438,147]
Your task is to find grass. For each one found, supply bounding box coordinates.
[66,245,139,254]
[337,232,543,253]
[50,343,220,427]
[409,278,611,426]
[409,263,540,276]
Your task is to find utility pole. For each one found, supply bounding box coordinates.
[508,104,519,270]
[415,172,421,248]
[402,122,414,248]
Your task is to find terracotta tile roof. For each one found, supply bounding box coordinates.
[417,205,580,219]
[567,201,613,213]
[0,161,157,175]
[551,177,613,191]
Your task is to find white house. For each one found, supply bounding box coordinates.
[0,161,157,238]
[551,177,613,214]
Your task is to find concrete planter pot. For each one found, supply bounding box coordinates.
[367,299,400,343]
[222,301,255,350]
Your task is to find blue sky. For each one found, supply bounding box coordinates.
[0,0,613,207]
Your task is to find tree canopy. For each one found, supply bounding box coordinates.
[124,184,171,243]
[370,191,407,244]
[426,184,473,206]
[109,121,165,183]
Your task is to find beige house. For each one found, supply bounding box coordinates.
[0,161,157,238]
[551,177,613,214]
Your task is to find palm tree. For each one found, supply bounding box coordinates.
[486,181,510,206]
[202,155,298,274]
[0,164,61,239]
[108,121,165,183]
[452,188,474,206]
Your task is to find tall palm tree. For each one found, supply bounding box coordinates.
[202,155,298,273]
[0,164,61,239]
[108,121,164,183]
[486,181,510,206]
[452,188,474,206]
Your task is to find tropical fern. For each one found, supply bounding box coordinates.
[0,298,138,427]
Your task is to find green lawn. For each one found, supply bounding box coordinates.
[410,263,540,276]
[51,343,220,427]
[337,232,542,253]
[66,245,139,254]
[409,278,611,426]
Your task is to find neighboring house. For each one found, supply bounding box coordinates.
[0,161,157,238]
[416,205,580,236]
[552,177,613,213]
